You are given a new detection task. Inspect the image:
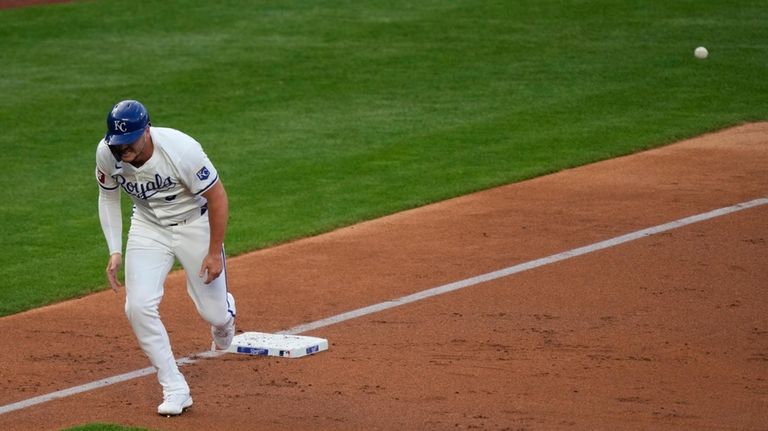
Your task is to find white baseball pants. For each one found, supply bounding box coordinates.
[124,214,234,397]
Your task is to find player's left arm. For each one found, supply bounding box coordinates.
[199,180,229,284]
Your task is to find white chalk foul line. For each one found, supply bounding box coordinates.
[281,197,768,335]
[1,197,766,416]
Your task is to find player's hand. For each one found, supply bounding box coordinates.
[199,252,223,284]
[105,253,123,293]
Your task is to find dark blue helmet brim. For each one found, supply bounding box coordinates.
[105,128,145,146]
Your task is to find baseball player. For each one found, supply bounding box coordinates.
[95,100,236,416]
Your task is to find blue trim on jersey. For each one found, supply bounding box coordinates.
[98,182,119,191]
[195,174,219,196]
[222,245,235,318]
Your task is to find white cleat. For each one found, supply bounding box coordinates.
[212,292,236,350]
[212,316,235,350]
[157,393,193,416]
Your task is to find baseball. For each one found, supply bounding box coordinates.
[694,46,708,59]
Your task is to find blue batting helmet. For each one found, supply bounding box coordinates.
[104,100,150,145]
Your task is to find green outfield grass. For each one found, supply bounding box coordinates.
[1,0,767,317]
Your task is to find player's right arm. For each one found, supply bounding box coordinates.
[99,187,123,292]
[96,143,123,292]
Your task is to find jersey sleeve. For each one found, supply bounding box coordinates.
[177,141,220,195]
[95,142,119,190]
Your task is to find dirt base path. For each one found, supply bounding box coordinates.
[1,123,766,430]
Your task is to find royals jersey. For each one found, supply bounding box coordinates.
[95,127,219,226]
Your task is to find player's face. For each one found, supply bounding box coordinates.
[115,131,148,164]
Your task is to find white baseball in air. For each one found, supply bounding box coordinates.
[694,46,708,59]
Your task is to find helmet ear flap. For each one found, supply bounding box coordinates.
[109,145,122,162]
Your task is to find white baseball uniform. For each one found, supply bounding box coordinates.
[95,126,235,397]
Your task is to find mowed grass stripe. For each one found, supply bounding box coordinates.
[0,0,766,316]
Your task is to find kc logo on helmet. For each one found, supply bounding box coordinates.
[114,121,128,132]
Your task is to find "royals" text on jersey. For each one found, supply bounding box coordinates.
[114,174,175,200]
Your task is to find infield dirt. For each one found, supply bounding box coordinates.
[0,123,766,430]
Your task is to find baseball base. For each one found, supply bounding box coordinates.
[220,332,329,358]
